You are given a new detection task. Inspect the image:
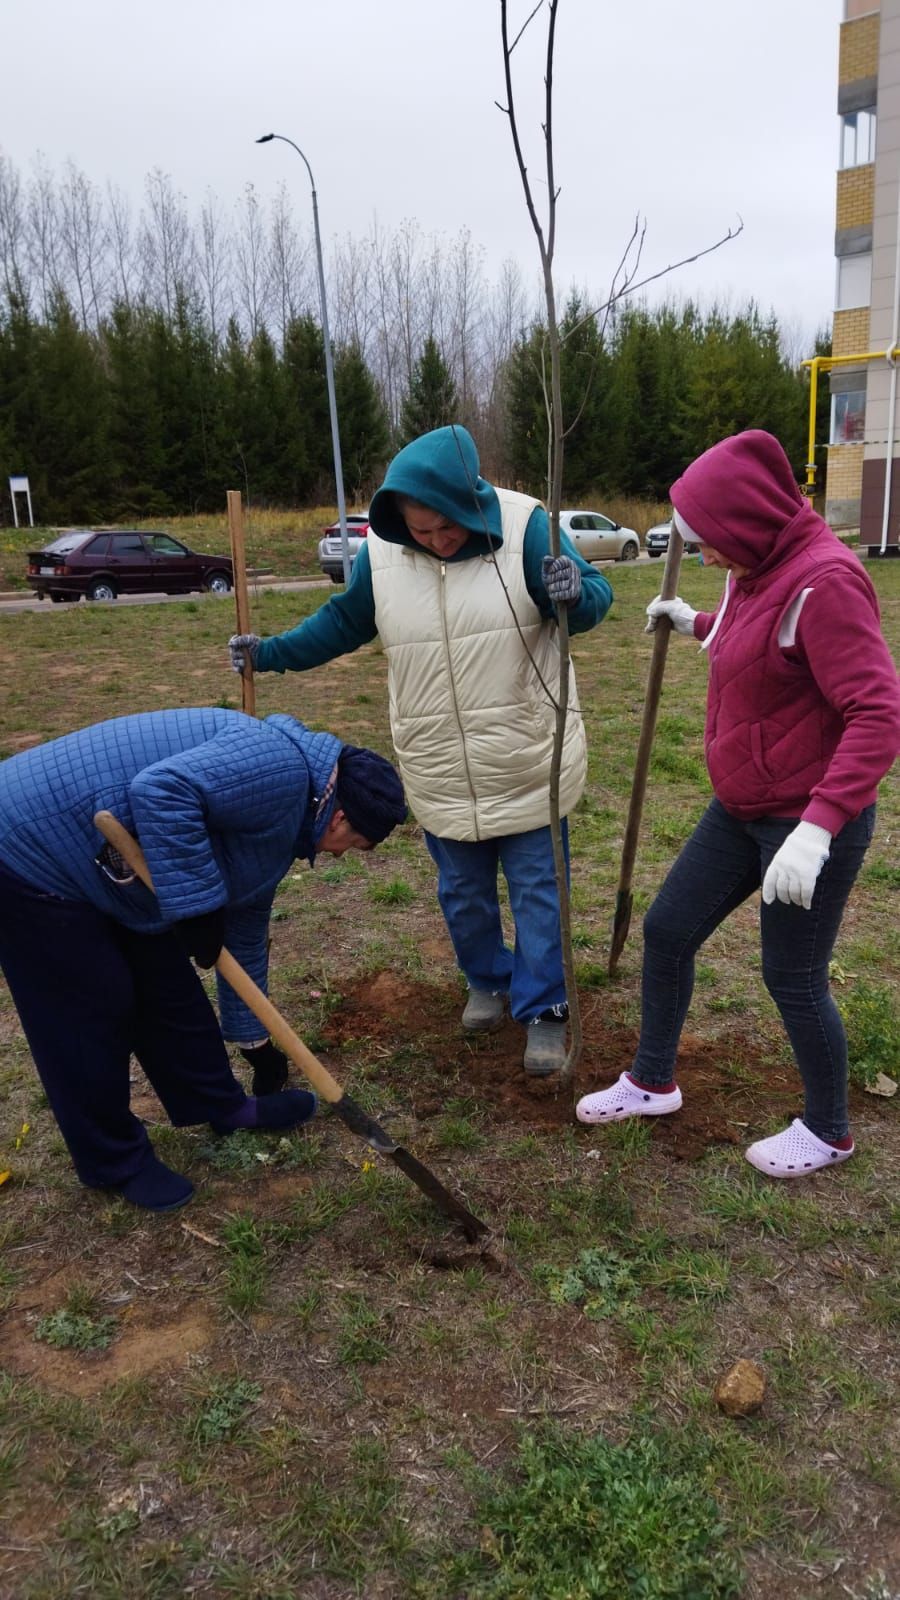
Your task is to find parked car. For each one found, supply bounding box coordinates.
[645,519,700,558]
[27,530,234,602]
[317,513,371,582]
[558,510,640,562]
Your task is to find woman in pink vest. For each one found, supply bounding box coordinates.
[578,430,900,1176]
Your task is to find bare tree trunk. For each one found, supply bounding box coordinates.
[500,0,581,1085]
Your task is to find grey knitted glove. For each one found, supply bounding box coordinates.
[541,554,582,605]
[228,633,261,674]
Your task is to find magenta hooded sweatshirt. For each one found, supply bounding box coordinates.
[670,430,900,835]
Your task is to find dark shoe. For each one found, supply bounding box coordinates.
[462,988,506,1032]
[211,1089,318,1134]
[523,1004,569,1076]
[113,1154,194,1212]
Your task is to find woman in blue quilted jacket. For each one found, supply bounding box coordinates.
[0,707,405,1211]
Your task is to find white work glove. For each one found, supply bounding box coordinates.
[645,596,698,636]
[228,632,261,674]
[762,822,832,910]
[541,554,582,605]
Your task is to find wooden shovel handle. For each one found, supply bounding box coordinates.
[609,527,685,972]
[227,489,255,718]
[93,810,343,1105]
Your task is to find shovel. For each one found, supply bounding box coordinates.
[608,524,684,975]
[94,810,488,1242]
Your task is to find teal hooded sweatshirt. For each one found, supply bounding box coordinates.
[254,425,613,674]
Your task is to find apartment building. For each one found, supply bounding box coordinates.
[827,0,900,553]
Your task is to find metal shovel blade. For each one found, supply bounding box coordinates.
[93,810,490,1244]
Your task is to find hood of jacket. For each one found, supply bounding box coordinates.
[368,424,502,557]
[264,714,342,862]
[670,429,831,578]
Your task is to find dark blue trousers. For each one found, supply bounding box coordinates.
[633,799,875,1140]
[0,861,246,1187]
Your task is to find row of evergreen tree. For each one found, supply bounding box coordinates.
[0,288,826,524]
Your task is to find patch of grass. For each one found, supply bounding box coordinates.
[860,858,900,890]
[697,1170,808,1237]
[647,1245,731,1302]
[368,877,416,906]
[198,1130,305,1172]
[221,1212,269,1314]
[34,1286,117,1352]
[537,1246,641,1319]
[837,978,900,1087]
[337,1294,392,1366]
[190,1377,261,1445]
[432,1112,486,1151]
[425,1423,741,1599]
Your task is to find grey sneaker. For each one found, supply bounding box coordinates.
[524,1004,569,1076]
[462,988,506,1032]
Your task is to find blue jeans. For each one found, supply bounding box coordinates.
[0,860,246,1187]
[424,824,569,1024]
[634,799,875,1140]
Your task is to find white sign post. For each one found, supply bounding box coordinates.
[8,476,34,528]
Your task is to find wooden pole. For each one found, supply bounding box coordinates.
[227,489,255,718]
[608,526,685,975]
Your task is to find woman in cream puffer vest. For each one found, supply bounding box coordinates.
[229,425,613,1075]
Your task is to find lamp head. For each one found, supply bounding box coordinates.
[256,133,275,144]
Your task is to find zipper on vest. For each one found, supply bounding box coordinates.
[440,561,480,838]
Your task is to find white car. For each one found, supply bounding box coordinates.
[316,513,371,582]
[558,510,640,562]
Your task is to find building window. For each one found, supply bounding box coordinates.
[835,252,872,310]
[840,109,876,168]
[830,390,866,444]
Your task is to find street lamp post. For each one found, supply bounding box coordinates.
[256,132,351,584]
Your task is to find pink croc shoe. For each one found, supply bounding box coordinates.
[745,1118,854,1178]
[576,1071,682,1125]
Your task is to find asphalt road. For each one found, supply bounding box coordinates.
[0,554,656,616]
[0,576,334,616]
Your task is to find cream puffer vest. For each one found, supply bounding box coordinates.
[368,488,587,841]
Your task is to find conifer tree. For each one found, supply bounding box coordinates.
[398,337,458,446]
[334,342,390,500]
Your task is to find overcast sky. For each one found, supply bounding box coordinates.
[3,0,842,346]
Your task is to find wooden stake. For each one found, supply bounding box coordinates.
[608,526,685,975]
[226,489,255,717]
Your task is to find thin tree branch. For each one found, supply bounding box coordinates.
[509,0,546,56]
[563,217,744,344]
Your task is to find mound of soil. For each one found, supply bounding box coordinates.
[320,971,821,1161]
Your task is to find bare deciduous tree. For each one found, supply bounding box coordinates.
[26,157,64,320]
[59,162,108,332]
[106,183,135,309]
[268,182,313,347]
[232,182,271,340]
[139,168,196,317]
[198,191,231,348]
[0,152,29,305]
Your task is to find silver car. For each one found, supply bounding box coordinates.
[559,510,640,562]
[645,520,700,558]
[317,513,371,582]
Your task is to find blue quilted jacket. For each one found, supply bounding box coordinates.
[0,708,341,1041]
